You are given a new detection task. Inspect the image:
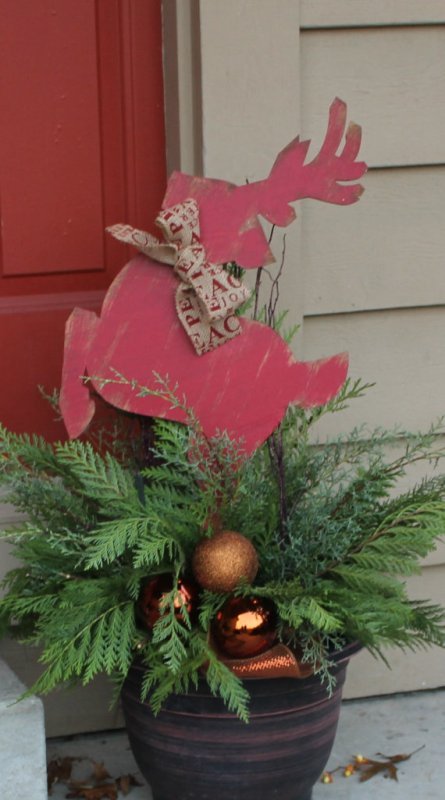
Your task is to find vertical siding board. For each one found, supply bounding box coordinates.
[302,167,445,314]
[197,0,305,353]
[301,0,445,28]
[303,308,445,442]
[301,27,445,167]
[299,2,445,698]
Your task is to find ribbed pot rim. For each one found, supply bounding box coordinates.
[123,639,362,709]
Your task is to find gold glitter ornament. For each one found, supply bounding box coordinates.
[192,530,259,592]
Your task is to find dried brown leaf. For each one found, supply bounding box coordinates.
[116,774,144,795]
[47,756,81,793]
[375,746,425,764]
[359,757,403,782]
[49,752,144,798]
[386,763,399,781]
[117,775,131,795]
[91,761,112,782]
[359,763,389,782]
[358,744,425,782]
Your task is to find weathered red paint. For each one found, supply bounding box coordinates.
[60,256,348,453]
[60,98,366,450]
[164,98,366,268]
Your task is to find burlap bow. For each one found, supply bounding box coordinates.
[107,200,250,356]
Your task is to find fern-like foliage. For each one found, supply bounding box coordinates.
[4,576,137,695]
[0,378,444,718]
[54,441,142,516]
[139,632,250,722]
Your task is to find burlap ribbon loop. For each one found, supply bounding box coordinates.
[107,199,250,356]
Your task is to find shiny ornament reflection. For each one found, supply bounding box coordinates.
[137,574,198,629]
[212,596,277,658]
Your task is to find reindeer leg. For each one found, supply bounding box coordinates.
[59,307,100,438]
[290,352,349,409]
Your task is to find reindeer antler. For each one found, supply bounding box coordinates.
[163,97,367,268]
[262,97,366,222]
[300,97,366,204]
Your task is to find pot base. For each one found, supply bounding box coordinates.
[122,643,360,800]
[151,792,313,800]
[152,794,312,800]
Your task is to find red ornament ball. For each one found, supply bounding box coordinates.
[137,574,198,629]
[211,596,277,659]
[192,530,259,593]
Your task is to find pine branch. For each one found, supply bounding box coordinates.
[28,597,136,695]
[193,635,250,722]
[84,517,180,570]
[198,591,228,630]
[294,597,342,634]
[151,586,192,673]
[55,441,142,516]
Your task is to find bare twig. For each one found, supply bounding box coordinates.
[268,425,289,550]
[266,233,287,329]
[252,224,276,321]
[252,266,263,320]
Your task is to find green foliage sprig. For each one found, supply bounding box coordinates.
[0,377,444,719]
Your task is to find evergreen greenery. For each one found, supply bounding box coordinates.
[0,378,444,720]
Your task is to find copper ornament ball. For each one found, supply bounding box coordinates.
[192,530,259,593]
[212,595,277,659]
[137,574,198,629]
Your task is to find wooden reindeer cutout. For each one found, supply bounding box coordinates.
[60,98,366,453]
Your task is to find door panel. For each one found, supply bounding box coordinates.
[0,0,166,438]
[1,0,103,276]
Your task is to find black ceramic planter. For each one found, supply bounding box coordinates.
[121,642,360,800]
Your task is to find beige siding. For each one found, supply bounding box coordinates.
[301,0,445,28]
[303,307,445,434]
[302,167,445,315]
[198,0,301,179]
[300,8,445,694]
[301,26,445,167]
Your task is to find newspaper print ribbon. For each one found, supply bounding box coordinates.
[107,199,250,355]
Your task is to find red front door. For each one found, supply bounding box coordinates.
[0,0,166,439]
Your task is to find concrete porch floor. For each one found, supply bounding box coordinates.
[47,689,445,799]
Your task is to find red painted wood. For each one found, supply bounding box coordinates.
[59,256,348,454]
[0,0,166,438]
[0,0,104,275]
[164,99,366,268]
[60,100,365,450]
[118,0,168,231]
[1,309,70,439]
